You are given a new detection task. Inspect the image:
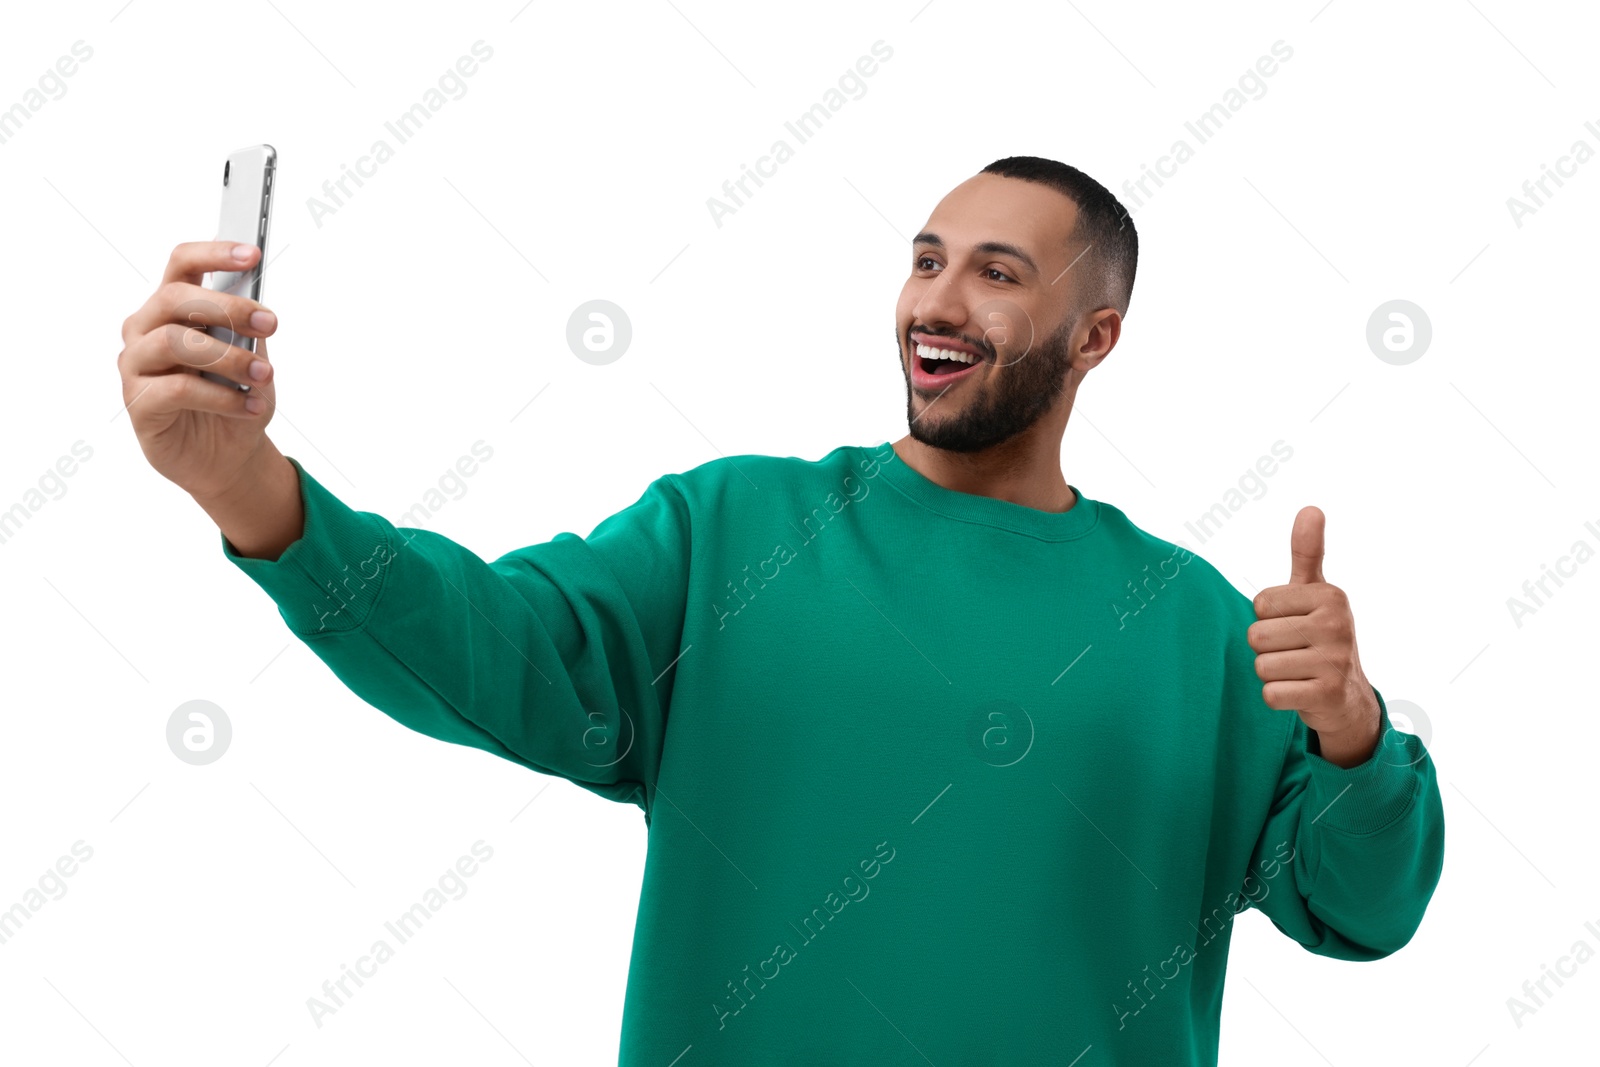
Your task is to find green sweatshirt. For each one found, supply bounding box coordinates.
[223,440,1444,1065]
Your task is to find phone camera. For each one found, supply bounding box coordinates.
[223,160,230,186]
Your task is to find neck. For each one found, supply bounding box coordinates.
[890,428,1075,513]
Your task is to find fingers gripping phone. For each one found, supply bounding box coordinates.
[200,144,276,391]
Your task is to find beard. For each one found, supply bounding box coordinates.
[901,314,1075,454]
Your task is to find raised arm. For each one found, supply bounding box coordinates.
[119,241,692,814]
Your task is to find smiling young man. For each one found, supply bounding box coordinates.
[131,155,1444,1065]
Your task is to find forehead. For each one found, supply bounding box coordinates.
[918,173,1080,263]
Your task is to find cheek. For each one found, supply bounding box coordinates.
[975,298,1037,353]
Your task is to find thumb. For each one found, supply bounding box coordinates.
[1289,506,1325,585]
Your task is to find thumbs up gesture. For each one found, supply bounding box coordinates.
[1247,506,1383,768]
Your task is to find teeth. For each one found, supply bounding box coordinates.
[915,342,979,365]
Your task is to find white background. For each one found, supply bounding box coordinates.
[1,0,1595,1063]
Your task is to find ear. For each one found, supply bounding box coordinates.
[1074,307,1120,371]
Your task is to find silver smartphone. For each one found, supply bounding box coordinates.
[200,144,276,391]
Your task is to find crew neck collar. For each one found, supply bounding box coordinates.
[854,442,1101,542]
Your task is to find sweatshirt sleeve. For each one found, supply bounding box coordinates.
[1244,680,1446,960]
[220,455,691,817]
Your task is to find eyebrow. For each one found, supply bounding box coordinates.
[911,232,1040,278]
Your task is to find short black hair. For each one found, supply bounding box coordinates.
[979,155,1138,322]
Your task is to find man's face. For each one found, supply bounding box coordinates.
[895,173,1091,454]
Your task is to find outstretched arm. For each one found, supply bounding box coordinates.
[222,456,693,815]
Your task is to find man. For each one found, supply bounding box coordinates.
[119,155,1444,1065]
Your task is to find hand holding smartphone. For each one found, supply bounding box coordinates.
[116,147,289,515]
[200,144,276,391]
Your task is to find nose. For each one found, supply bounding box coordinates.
[911,271,968,337]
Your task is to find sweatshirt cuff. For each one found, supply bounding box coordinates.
[1302,687,1425,835]
[220,456,393,636]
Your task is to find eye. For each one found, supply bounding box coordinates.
[986,267,1016,283]
[915,255,941,272]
